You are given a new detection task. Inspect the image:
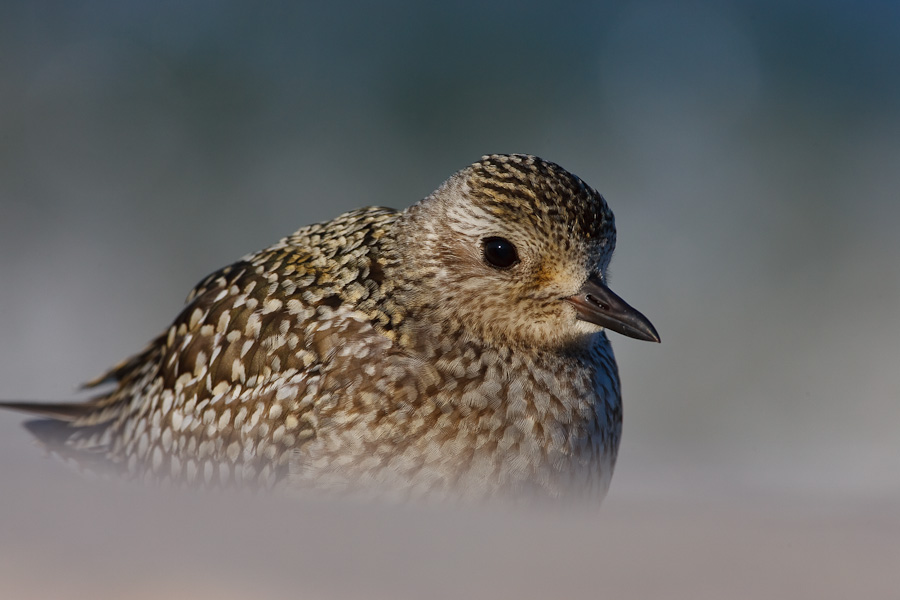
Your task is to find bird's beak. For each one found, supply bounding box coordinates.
[566,277,660,342]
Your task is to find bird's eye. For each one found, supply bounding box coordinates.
[482,237,519,269]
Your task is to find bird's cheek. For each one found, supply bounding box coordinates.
[555,300,601,336]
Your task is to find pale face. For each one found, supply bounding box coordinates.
[395,156,657,351]
[406,180,616,350]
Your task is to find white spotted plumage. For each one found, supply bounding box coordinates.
[2,154,659,503]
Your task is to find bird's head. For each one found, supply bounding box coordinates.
[396,154,659,351]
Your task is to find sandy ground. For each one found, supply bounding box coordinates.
[1,414,897,600]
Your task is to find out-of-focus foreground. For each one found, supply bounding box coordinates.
[1,2,898,598]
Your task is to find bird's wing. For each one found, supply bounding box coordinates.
[3,207,401,486]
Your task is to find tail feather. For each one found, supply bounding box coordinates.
[21,417,82,450]
[2,401,121,477]
[0,400,94,422]
[80,334,164,390]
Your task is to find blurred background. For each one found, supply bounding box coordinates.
[1,1,898,598]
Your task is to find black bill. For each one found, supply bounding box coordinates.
[566,276,660,342]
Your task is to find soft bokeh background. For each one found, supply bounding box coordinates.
[1,2,898,598]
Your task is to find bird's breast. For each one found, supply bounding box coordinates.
[287,339,622,501]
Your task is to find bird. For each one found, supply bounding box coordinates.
[2,154,658,503]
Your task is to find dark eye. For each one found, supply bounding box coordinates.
[482,237,519,269]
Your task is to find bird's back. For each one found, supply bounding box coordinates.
[16,207,402,487]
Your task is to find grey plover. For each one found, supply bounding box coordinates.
[2,154,658,502]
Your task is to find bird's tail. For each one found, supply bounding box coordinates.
[0,400,94,422]
[1,332,165,433]
[0,400,122,476]
[2,336,166,478]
